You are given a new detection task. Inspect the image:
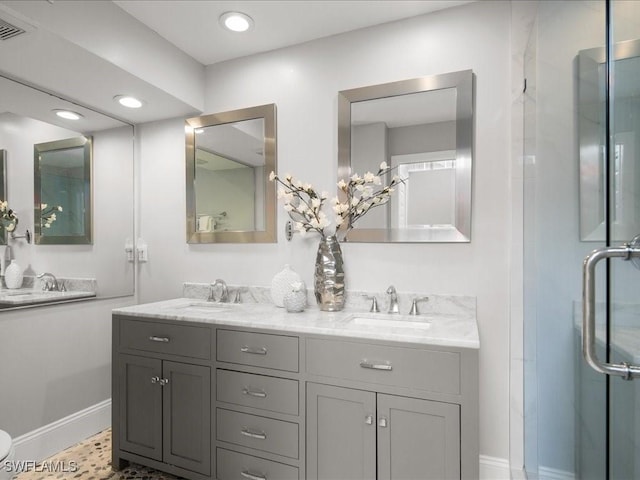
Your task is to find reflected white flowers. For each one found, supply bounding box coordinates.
[41,203,63,229]
[270,160,404,238]
[0,200,18,233]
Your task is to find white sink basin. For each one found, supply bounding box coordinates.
[165,301,238,314]
[347,313,432,329]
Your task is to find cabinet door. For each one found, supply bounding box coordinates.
[162,361,211,476]
[377,394,460,480]
[118,354,163,461]
[306,383,376,480]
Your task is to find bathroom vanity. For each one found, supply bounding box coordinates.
[112,296,479,480]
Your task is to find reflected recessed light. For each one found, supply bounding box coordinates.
[219,11,254,32]
[194,128,205,134]
[53,109,83,120]
[114,95,143,109]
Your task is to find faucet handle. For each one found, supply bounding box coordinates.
[409,296,429,315]
[233,289,242,304]
[362,294,380,313]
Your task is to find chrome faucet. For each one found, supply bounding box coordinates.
[209,279,229,303]
[37,272,63,292]
[386,285,399,314]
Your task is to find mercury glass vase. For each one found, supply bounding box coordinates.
[314,235,345,311]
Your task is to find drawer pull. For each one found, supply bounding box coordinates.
[240,470,267,480]
[241,346,268,355]
[240,427,267,440]
[149,336,170,343]
[242,387,267,398]
[360,360,392,371]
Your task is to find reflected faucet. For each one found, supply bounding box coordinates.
[209,279,229,303]
[386,285,399,314]
[37,272,62,292]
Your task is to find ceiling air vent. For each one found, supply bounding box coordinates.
[0,17,25,41]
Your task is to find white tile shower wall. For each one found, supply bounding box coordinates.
[138,0,512,463]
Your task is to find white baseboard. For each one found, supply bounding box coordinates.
[538,466,575,480]
[13,399,111,463]
[480,455,511,479]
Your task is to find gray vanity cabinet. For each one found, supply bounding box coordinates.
[306,383,377,480]
[306,384,460,480]
[305,336,476,480]
[113,316,213,479]
[118,355,211,475]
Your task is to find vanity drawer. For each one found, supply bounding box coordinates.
[119,318,211,360]
[217,369,299,416]
[216,408,299,459]
[217,448,299,480]
[306,338,460,395]
[217,329,299,372]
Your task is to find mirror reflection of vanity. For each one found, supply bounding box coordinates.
[0,74,135,309]
[185,104,276,243]
[338,69,474,242]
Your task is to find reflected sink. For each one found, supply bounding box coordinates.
[347,313,431,329]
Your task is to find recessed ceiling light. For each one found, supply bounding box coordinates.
[53,109,83,120]
[114,95,143,109]
[194,128,205,134]
[219,11,254,32]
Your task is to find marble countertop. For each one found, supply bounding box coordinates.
[113,297,479,349]
[0,288,96,307]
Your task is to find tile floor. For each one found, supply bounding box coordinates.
[14,429,182,480]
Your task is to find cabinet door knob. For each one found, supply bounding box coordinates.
[378,416,388,428]
[150,376,160,384]
[240,470,267,480]
[159,378,169,386]
[365,415,374,425]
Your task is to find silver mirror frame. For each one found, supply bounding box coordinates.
[578,39,640,241]
[34,136,93,245]
[338,69,474,243]
[185,103,277,243]
[0,150,6,245]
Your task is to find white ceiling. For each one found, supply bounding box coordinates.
[114,0,473,66]
[0,0,472,127]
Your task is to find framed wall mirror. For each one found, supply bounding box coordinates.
[338,69,474,242]
[185,104,277,243]
[578,39,640,241]
[34,136,92,244]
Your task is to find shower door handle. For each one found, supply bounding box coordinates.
[582,238,640,380]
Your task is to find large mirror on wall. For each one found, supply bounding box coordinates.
[0,74,135,310]
[185,103,277,243]
[338,69,474,242]
[34,136,92,244]
[578,39,640,241]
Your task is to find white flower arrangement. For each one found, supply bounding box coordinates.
[0,200,18,232]
[41,203,63,229]
[270,162,404,238]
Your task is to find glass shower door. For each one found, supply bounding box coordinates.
[581,2,640,478]
[607,2,640,477]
